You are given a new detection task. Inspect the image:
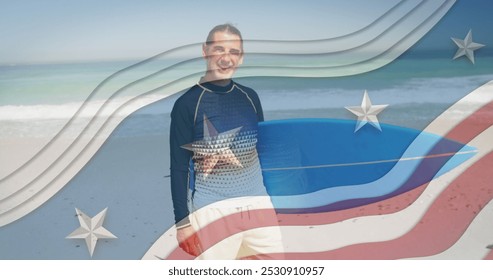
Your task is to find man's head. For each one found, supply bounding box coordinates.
[202,24,244,84]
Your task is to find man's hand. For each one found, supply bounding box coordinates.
[176,225,203,256]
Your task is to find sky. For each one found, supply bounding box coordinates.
[0,0,492,65]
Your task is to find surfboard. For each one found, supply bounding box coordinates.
[257,118,477,213]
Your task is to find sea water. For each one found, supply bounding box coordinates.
[1,52,492,139]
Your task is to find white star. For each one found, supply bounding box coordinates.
[451,29,485,64]
[346,90,388,132]
[182,115,243,177]
[66,208,117,257]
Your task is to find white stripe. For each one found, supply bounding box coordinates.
[403,199,493,260]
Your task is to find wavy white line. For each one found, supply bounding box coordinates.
[0,0,455,226]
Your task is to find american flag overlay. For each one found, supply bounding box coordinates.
[1,0,492,260]
[145,81,493,260]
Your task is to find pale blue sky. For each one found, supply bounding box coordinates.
[0,0,491,64]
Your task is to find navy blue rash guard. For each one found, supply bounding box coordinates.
[169,80,267,227]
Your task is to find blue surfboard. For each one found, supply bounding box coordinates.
[257,119,477,213]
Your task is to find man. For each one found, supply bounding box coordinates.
[169,24,283,259]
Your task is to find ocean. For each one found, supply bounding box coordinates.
[1,53,493,139]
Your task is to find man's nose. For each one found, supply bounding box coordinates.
[219,54,232,65]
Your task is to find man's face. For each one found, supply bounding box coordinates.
[202,31,243,82]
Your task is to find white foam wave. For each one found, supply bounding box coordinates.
[0,93,175,121]
[2,73,489,124]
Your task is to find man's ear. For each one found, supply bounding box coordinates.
[238,52,244,65]
[202,43,208,59]
[238,52,244,66]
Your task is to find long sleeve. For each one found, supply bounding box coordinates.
[169,98,194,227]
[170,81,265,224]
[249,88,264,122]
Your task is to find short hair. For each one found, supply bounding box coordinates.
[205,23,243,50]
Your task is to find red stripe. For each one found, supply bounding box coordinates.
[446,101,493,143]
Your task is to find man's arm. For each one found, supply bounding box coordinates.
[169,98,193,228]
[170,96,204,256]
[251,89,264,122]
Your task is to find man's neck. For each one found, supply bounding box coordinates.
[200,76,231,87]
